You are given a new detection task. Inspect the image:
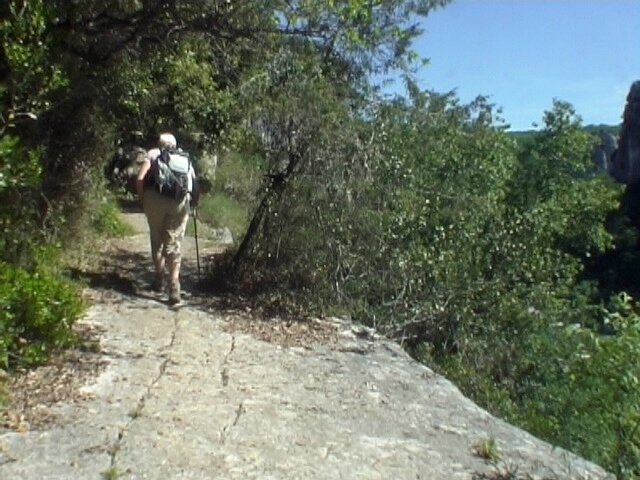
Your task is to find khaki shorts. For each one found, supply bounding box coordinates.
[142,188,190,262]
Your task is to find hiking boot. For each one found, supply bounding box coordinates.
[168,280,181,305]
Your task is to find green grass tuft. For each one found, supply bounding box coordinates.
[474,437,502,462]
[101,466,121,480]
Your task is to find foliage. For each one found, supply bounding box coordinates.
[1,1,119,371]
[91,196,134,238]
[0,134,42,191]
[0,134,44,265]
[0,0,68,132]
[213,153,264,205]
[527,294,640,478]
[0,259,84,368]
[339,91,521,343]
[195,151,262,239]
[226,38,368,300]
[584,123,621,136]
[509,100,601,210]
[197,193,247,241]
[274,0,452,73]
[417,102,630,475]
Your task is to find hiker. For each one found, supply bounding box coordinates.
[136,133,197,305]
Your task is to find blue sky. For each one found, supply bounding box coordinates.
[393,0,639,131]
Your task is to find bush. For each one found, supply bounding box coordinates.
[531,294,640,478]
[90,196,134,238]
[0,260,84,369]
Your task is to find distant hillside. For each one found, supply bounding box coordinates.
[508,124,620,148]
[583,124,621,136]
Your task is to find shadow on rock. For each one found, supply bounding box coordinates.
[73,244,230,310]
[70,248,160,302]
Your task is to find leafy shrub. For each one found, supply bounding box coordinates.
[526,293,640,478]
[0,134,45,267]
[91,197,134,238]
[0,260,84,369]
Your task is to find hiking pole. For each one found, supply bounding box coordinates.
[193,207,201,281]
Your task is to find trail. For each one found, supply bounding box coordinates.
[0,208,612,479]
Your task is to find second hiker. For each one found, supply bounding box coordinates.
[136,132,197,305]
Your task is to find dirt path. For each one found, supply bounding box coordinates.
[0,211,613,479]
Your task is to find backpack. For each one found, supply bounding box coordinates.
[609,80,640,185]
[148,148,193,201]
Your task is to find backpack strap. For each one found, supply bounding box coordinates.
[158,148,172,164]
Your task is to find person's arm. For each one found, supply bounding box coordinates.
[136,158,151,204]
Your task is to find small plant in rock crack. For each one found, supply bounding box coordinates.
[473,437,502,462]
[101,466,121,480]
[128,405,143,419]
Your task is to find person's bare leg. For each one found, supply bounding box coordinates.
[144,191,168,293]
[167,254,181,304]
[166,207,189,304]
[153,247,166,292]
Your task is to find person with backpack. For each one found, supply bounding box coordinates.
[136,132,197,305]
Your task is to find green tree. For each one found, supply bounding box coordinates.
[226,1,453,277]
